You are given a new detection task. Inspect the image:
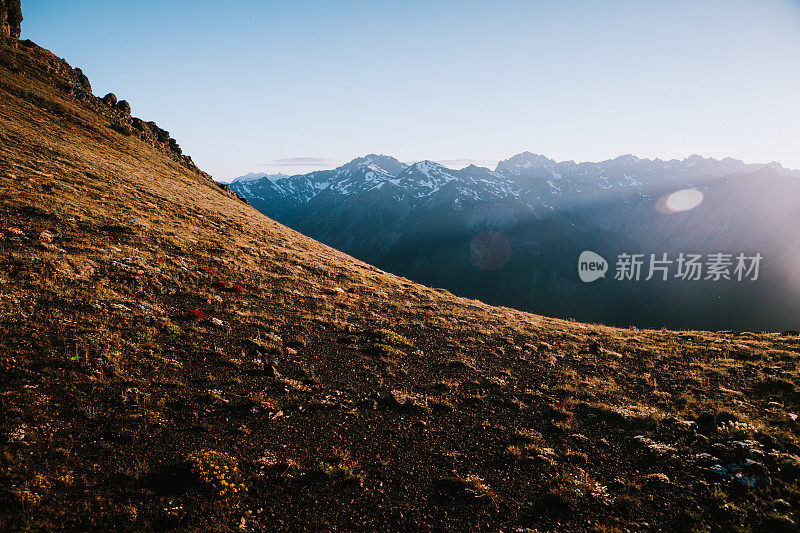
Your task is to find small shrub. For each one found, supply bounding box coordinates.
[545,404,573,421]
[187,309,206,320]
[717,420,757,440]
[435,474,498,503]
[187,449,246,499]
[318,452,363,487]
[370,328,412,347]
[373,343,406,359]
[109,122,133,136]
[613,493,640,517]
[564,451,588,465]
[246,337,283,355]
[164,321,182,336]
[1,353,22,374]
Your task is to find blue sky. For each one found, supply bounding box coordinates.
[22,0,800,180]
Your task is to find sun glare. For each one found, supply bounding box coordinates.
[657,189,704,213]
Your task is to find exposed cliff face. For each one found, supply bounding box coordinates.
[0,0,22,39]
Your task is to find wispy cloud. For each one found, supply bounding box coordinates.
[433,159,500,169]
[261,157,341,168]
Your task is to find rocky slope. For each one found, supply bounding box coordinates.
[1,31,800,532]
[231,154,800,331]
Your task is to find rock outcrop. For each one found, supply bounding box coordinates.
[115,99,131,114]
[0,38,230,187]
[0,2,248,204]
[0,0,22,39]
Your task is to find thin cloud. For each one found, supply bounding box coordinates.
[261,157,341,168]
[434,159,500,169]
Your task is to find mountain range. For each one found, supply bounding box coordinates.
[231,153,800,331]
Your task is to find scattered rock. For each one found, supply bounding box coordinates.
[735,472,757,488]
[694,452,718,465]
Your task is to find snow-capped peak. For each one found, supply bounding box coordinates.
[411,160,447,176]
[612,154,641,165]
[344,154,407,175]
[495,152,555,174]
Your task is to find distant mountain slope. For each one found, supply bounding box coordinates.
[2,29,800,533]
[231,171,288,183]
[232,153,800,330]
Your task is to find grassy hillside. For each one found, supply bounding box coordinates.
[1,37,799,532]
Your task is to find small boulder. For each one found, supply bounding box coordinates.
[101,93,117,106]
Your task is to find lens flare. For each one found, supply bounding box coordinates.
[656,189,704,214]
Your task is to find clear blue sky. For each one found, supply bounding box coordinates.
[22,0,800,180]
